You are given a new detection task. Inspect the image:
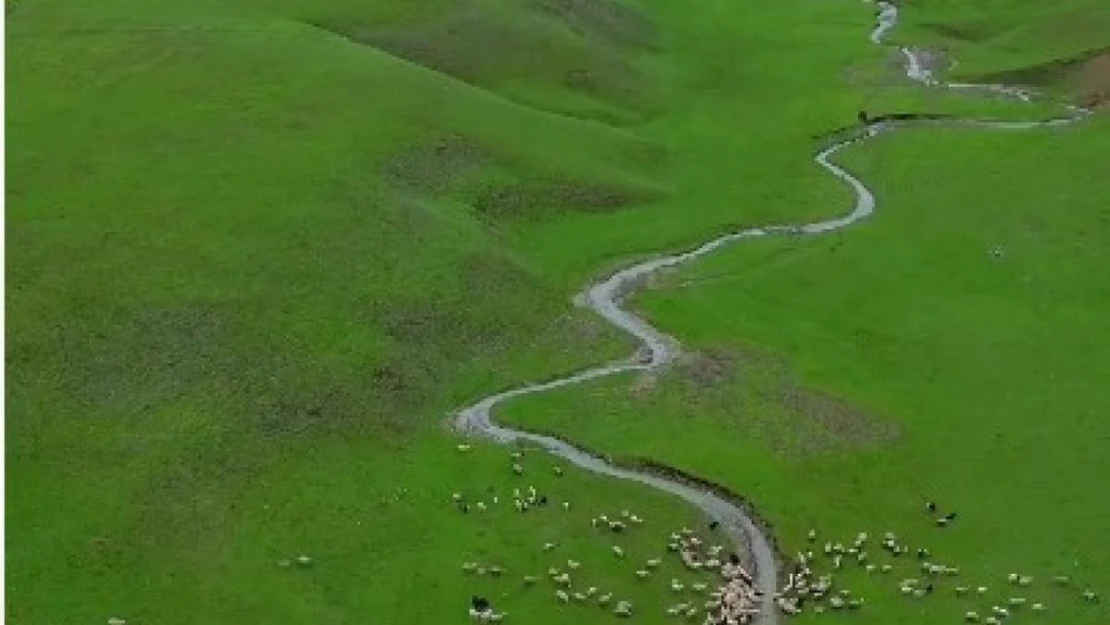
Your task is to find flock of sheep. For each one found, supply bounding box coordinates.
[769,500,1100,623]
[453,446,1102,623]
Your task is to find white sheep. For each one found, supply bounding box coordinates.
[543,542,557,551]
[107,619,127,625]
[670,579,685,592]
[587,587,598,596]
[636,570,651,579]
[461,562,478,573]
[457,444,471,452]
[598,593,613,606]
[646,558,661,569]
[615,601,634,617]
[511,464,523,475]
[523,576,538,585]
[977,586,989,594]
[555,590,569,603]
[1031,603,1046,612]
[572,592,587,602]
[566,560,580,570]
[1082,590,1099,603]
[553,573,571,586]
[612,546,625,558]
[964,612,980,623]
[1017,575,1033,586]
[1007,597,1026,607]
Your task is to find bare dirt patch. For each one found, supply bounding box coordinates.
[1076,50,1110,109]
[669,346,901,455]
[530,0,659,50]
[977,46,1110,106]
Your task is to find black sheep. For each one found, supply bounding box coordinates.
[471,596,490,611]
[709,520,720,531]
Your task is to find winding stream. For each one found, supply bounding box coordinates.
[453,2,1089,621]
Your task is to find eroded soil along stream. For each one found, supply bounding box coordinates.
[452,2,1088,621]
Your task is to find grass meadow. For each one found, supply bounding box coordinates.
[7,0,1108,623]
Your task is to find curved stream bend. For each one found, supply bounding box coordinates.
[453,2,1089,621]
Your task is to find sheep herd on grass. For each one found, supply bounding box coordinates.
[452,446,1101,623]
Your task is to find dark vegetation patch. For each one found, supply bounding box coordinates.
[922,20,999,43]
[530,0,659,50]
[305,6,656,115]
[469,177,657,220]
[380,134,495,193]
[669,346,900,455]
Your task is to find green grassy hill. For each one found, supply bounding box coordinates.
[7,0,1108,623]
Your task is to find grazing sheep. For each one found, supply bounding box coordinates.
[670,579,685,592]
[477,566,487,575]
[830,597,846,609]
[1031,603,1046,612]
[1018,576,1033,586]
[917,548,930,559]
[646,558,661,568]
[629,515,643,525]
[667,542,680,552]
[547,567,560,576]
[977,587,989,595]
[566,560,580,570]
[964,612,980,622]
[108,618,127,625]
[808,529,817,542]
[1082,590,1099,603]
[991,606,1009,618]
[553,467,563,477]
[587,587,598,596]
[881,564,893,573]
[612,546,625,558]
[488,566,504,577]
[562,501,571,510]
[543,542,557,551]
[476,502,487,512]
[555,590,569,603]
[709,520,720,531]
[598,593,613,606]
[955,586,969,595]
[511,464,523,475]
[572,592,587,602]
[461,562,478,573]
[510,452,522,460]
[523,576,538,585]
[1007,597,1026,607]
[615,600,634,617]
[296,555,313,567]
[553,573,571,586]
[636,570,651,580]
[692,582,708,592]
[1052,575,1071,586]
[457,444,471,452]
[667,606,683,616]
[985,618,1000,625]
[452,493,464,502]
[865,564,877,574]
[609,521,627,533]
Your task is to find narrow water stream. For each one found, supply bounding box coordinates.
[452,3,1088,622]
